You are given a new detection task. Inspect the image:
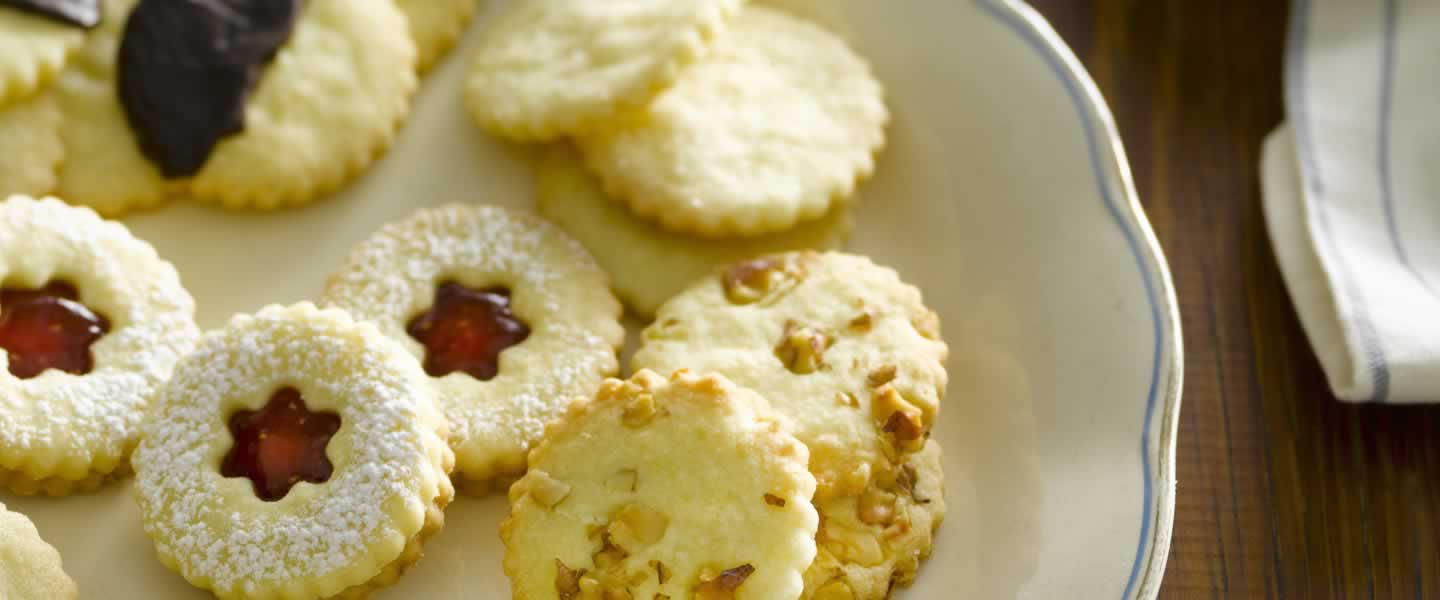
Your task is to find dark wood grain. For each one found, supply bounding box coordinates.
[1024,1,1440,598]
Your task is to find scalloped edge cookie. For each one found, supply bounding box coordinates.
[0,502,79,600]
[502,369,819,600]
[396,0,476,72]
[632,251,948,501]
[576,5,888,238]
[0,7,83,109]
[321,204,624,490]
[0,90,63,198]
[535,144,853,319]
[132,303,454,599]
[0,195,198,494]
[464,0,745,141]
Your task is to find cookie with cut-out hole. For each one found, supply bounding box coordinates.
[0,195,197,496]
[321,204,624,492]
[132,303,454,599]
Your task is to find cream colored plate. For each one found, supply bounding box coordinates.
[1,1,1182,598]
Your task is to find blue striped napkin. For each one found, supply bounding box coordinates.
[1263,0,1440,403]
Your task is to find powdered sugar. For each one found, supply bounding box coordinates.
[0,195,197,480]
[321,204,623,484]
[132,304,448,594]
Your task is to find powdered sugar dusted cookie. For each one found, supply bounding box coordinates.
[0,91,62,197]
[464,0,743,141]
[0,502,78,600]
[576,5,887,238]
[0,7,83,108]
[536,146,853,319]
[322,205,624,491]
[502,370,819,600]
[804,440,946,600]
[133,303,454,599]
[0,196,198,495]
[632,251,947,501]
[396,0,476,71]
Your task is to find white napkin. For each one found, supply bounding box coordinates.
[1263,0,1440,403]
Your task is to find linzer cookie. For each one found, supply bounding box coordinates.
[321,205,624,492]
[132,303,455,599]
[54,0,418,215]
[0,0,94,108]
[502,370,819,600]
[632,251,948,501]
[0,502,78,599]
[576,5,888,238]
[396,0,476,72]
[0,91,63,197]
[464,0,744,141]
[0,195,198,496]
[536,145,853,319]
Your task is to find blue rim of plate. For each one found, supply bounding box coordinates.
[974,1,1185,598]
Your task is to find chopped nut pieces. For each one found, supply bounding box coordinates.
[555,559,586,600]
[528,470,572,508]
[867,365,897,387]
[721,254,810,305]
[651,560,672,584]
[622,393,659,427]
[775,320,832,374]
[848,310,874,333]
[695,564,756,600]
[609,503,671,551]
[764,493,787,507]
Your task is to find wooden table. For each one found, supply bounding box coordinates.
[1025,1,1440,597]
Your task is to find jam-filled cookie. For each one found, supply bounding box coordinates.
[0,0,95,108]
[633,251,948,502]
[0,195,198,496]
[502,370,819,600]
[132,303,454,599]
[0,502,78,599]
[803,440,946,600]
[322,205,624,492]
[54,0,418,215]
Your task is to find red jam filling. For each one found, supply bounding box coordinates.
[0,282,111,379]
[407,282,531,381]
[221,388,341,502]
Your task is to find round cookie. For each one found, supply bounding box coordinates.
[321,204,624,491]
[53,0,171,216]
[396,0,476,72]
[803,440,946,600]
[464,0,744,141]
[54,0,419,214]
[0,195,198,495]
[632,251,948,501]
[536,145,854,319]
[0,6,83,108]
[0,502,78,600]
[0,91,62,197]
[576,5,888,238]
[502,369,819,600]
[132,303,455,599]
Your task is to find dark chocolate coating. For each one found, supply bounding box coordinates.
[117,0,299,178]
[0,0,100,28]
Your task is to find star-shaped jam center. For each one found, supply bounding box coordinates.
[221,388,341,502]
[0,281,111,379]
[407,282,531,381]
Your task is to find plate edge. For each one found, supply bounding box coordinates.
[975,2,1186,599]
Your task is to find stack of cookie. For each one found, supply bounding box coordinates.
[0,0,478,216]
[464,0,886,318]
